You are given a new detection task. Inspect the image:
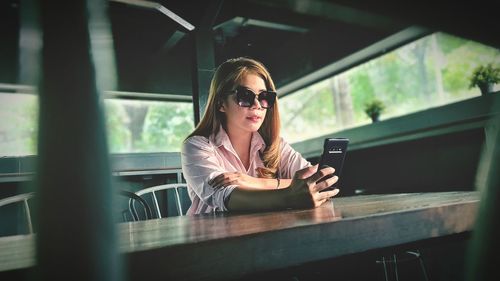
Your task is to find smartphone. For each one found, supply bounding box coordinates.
[317,138,349,190]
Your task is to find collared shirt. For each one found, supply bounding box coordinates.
[181,127,310,215]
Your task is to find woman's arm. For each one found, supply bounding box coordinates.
[182,136,238,211]
[226,165,339,212]
[209,173,292,189]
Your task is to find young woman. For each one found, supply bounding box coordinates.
[182,57,339,214]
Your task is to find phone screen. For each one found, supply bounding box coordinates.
[317,138,349,190]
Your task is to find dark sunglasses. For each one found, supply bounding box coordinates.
[225,86,277,109]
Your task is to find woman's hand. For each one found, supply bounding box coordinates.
[209,172,263,189]
[285,164,340,209]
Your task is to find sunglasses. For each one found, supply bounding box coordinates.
[225,86,277,109]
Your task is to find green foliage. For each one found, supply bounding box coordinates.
[469,64,500,88]
[442,62,473,93]
[363,99,385,117]
[139,102,194,152]
[104,101,131,152]
[104,100,194,153]
[436,33,467,54]
[348,70,375,121]
[281,32,500,143]
[0,94,38,156]
[280,83,336,142]
[4,32,500,156]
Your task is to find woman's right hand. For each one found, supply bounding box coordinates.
[285,164,340,209]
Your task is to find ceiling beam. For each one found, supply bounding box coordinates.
[277,26,431,97]
[306,0,500,48]
[215,16,308,34]
[110,0,195,32]
[250,0,405,31]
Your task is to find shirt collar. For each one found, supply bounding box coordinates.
[211,126,266,153]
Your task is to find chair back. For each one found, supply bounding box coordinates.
[118,190,153,222]
[0,192,35,235]
[135,183,189,218]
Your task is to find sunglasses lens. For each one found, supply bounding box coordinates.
[236,89,254,107]
[258,91,276,109]
[234,87,276,109]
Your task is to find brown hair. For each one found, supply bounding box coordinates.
[186,57,281,178]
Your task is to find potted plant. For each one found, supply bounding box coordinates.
[364,99,385,123]
[469,64,500,95]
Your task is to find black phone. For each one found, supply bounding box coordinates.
[317,137,349,190]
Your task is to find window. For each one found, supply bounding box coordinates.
[280,32,500,143]
[104,99,194,153]
[0,93,38,156]
[0,92,194,156]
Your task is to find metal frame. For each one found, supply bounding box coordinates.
[135,183,188,218]
[0,192,35,234]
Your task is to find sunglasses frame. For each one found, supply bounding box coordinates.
[225,85,277,109]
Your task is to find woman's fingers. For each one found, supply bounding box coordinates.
[209,173,235,188]
[294,164,318,180]
[312,175,338,193]
[317,188,340,200]
[306,166,335,185]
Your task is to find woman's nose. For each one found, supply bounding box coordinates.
[250,96,263,109]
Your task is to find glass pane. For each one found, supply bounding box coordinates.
[104,99,194,153]
[0,93,194,156]
[0,94,38,156]
[280,32,500,144]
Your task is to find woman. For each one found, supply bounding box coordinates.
[182,57,339,214]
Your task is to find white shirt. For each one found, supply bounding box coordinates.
[181,127,310,214]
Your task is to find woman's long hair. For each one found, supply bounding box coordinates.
[185,57,281,178]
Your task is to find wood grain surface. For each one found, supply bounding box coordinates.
[0,191,479,280]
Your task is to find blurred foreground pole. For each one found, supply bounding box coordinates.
[466,96,500,281]
[35,0,120,280]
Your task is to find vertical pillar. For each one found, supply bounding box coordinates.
[191,0,223,125]
[466,97,500,281]
[35,0,120,280]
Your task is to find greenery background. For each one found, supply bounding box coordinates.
[1,32,499,156]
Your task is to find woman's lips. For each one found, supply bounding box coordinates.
[246,116,261,122]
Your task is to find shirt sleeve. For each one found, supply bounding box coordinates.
[181,136,237,211]
[279,137,311,179]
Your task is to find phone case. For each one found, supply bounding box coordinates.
[318,138,349,190]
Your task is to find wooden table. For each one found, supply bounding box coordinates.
[0,191,479,280]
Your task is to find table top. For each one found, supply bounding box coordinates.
[0,191,479,280]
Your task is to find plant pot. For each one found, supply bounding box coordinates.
[478,83,494,95]
[370,113,380,123]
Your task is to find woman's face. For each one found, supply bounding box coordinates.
[220,73,268,135]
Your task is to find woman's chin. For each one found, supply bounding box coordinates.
[243,122,262,132]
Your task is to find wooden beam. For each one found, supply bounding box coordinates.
[35,0,120,280]
[191,0,223,125]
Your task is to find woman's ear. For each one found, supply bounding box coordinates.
[219,101,226,112]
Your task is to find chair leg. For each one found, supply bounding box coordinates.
[393,254,399,281]
[407,250,429,281]
[418,254,430,281]
[382,256,389,281]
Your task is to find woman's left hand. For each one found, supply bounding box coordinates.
[209,172,261,189]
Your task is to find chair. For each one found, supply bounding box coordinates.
[376,250,429,281]
[118,190,153,222]
[135,183,189,218]
[0,192,35,235]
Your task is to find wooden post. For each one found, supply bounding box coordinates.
[466,98,500,280]
[35,0,120,280]
[191,0,223,125]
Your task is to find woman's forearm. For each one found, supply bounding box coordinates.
[244,178,292,189]
[226,187,290,211]
[226,165,339,212]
